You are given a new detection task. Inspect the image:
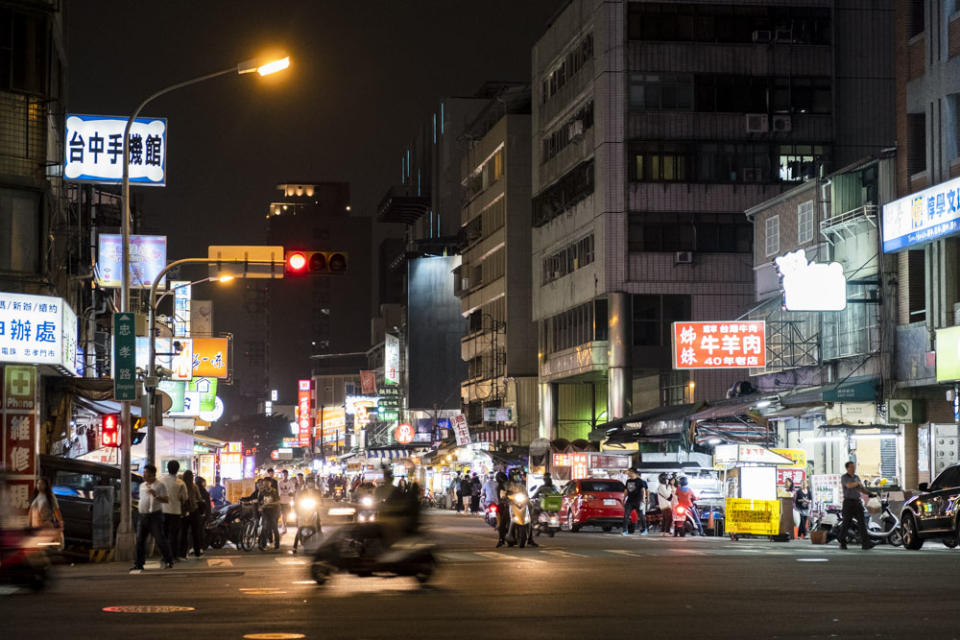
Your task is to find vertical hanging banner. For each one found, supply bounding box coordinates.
[297,380,312,448]
[452,414,471,446]
[384,333,400,386]
[359,370,377,395]
[2,365,39,528]
[113,313,137,400]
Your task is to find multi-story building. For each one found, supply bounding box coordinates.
[884,0,960,487]
[455,85,539,446]
[265,182,372,405]
[531,0,895,441]
[377,92,490,426]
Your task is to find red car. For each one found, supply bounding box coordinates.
[559,478,626,532]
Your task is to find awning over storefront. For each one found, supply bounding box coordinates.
[588,403,700,443]
[689,395,774,445]
[365,448,413,460]
[74,396,142,417]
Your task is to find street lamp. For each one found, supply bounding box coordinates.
[115,55,290,560]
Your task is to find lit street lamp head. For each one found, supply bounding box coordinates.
[237,55,291,76]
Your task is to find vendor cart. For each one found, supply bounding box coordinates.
[715,444,795,542]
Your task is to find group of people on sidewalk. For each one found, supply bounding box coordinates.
[132,460,219,571]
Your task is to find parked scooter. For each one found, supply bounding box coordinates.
[506,491,532,547]
[205,502,243,549]
[811,494,902,546]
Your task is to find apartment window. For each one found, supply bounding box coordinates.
[907,250,926,322]
[533,160,595,227]
[542,33,594,104]
[542,235,595,284]
[629,74,693,110]
[699,143,772,183]
[908,0,924,38]
[765,215,780,257]
[0,8,49,94]
[797,200,814,245]
[907,113,927,175]
[0,188,40,273]
[632,142,693,182]
[627,3,831,45]
[542,101,594,162]
[632,295,691,347]
[778,144,827,182]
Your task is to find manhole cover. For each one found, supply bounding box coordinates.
[243,634,306,639]
[102,605,195,613]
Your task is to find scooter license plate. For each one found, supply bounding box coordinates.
[603,499,617,506]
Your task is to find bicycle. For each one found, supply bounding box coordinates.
[239,500,259,552]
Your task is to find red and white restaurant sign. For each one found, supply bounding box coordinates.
[297,379,312,448]
[2,365,39,528]
[452,414,471,446]
[672,321,766,370]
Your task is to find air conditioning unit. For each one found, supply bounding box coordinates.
[745,113,769,133]
[568,119,584,138]
[674,251,694,265]
[752,30,772,43]
[772,115,792,132]
[887,398,925,424]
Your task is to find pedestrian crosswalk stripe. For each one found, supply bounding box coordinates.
[540,549,587,559]
[275,557,307,565]
[607,549,647,558]
[475,551,515,561]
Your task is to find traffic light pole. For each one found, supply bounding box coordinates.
[143,257,281,466]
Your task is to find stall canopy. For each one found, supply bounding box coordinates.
[589,403,701,444]
[689,395,773,445]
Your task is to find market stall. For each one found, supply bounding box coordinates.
[715,444,795,541]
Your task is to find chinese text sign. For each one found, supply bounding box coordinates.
[64,114,167,185]
[672,321,766,370]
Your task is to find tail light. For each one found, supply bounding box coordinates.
[488,504,498,513]
[582,494,596,501]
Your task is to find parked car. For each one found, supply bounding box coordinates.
[900,463,960,550]
[559,478,626,532]
[38,455,142,549]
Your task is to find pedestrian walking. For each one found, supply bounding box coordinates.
[453,472,465,513]
[470,473,482,514]
[838,461,875,550]
[622,469,647,535]
[158,460,187,561]
[656,473,673,536]
[131,464,175,571]
[795,477,812,539]
[28,477,63,549]
[179,470,204,558]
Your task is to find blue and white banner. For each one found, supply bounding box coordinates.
[64,114,167,185]
[0,292,79,375]
[882,175,960,252]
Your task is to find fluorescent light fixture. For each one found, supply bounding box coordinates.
[708,438,723,445]
[851,433,899,441]
[756,400,772,409]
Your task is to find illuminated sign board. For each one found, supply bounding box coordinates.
[394,423,415,445]
[171,280,191,337]
[97,234,167,289]
[385,333,400,386]
[775,250,846,311]
[936,326,960,383]
[297,380,312,448]
[191,337,229,378]
[882,175,960,252]
[65,114,167,185]
[0,292,79,375]
[672,321,766,369]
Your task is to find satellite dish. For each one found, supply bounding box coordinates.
[155,389,173,414]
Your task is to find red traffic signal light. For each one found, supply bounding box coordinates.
[284,250,347,276]
[101,413,120,448]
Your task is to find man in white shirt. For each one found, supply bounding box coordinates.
[158,460,187,560]
[132,464,175,571]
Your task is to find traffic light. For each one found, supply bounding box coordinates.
[101,414,119,448]
[131,417,146,445]
[284,250,348,276]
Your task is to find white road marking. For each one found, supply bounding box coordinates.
[606,549,647,558]
[207,558,233,567]
[796,558,829,562]
[274,557,307,565]
[540,549,587,559]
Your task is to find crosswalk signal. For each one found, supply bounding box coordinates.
[284,250,348,276]
[131,417,146,445]
[101,414,120,448]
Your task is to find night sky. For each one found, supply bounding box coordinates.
[66,1,562,413]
